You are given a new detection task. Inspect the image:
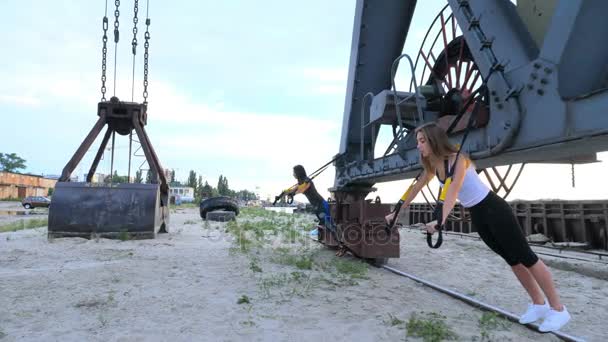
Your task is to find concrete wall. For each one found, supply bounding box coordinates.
[0,171,58,199]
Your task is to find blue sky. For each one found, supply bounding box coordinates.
[2,0,607,201]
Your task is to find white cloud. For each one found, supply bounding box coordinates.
[315,84,346,95]
[1,69,101,109]
[0,94,41,107]
[300,67,347,83]
[290,66,348,97]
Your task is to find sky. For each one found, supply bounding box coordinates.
[1,0,607,202]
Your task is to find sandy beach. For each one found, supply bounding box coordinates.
[1,205,606,341]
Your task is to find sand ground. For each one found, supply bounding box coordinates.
[0,205,606,341]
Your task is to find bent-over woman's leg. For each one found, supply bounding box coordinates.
[472,192,570,331]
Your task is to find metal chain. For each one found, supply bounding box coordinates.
[143,2,151,105]
[100,14,109,101]
[113,0,120,43]
[113,0,120,96]
[131,0,139,55]
[131,0,139,101]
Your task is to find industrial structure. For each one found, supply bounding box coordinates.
[322,0,608,263]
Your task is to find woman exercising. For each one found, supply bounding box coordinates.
[385,122,571,333]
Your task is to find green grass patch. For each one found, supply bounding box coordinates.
[226,221,255,253]
[385,313,405,328]
[0,197,22,202]
[282,227,301,244]
[240,320,256,327]
[0,218,48,233]
[240,207,291,220]
[272,252,314,270]
[314,258,370,287]
[334,259,368,279]
[478,312,509,340]
[237,295,251,304]
[406,312,457,342]
[258,272,313,298]
[259,273,290,297]
[274,246,291,255]
[249,259,263,273]
[224,208,315,254]
[118,230,130,241]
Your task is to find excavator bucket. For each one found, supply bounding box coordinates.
[48,182,169,239]
[47,97,170,240]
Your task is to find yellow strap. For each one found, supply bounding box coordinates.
[399,179,417,201]
[439,177,452,201]
[438,155,469,202]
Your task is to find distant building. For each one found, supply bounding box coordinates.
[43,174,77,182]
[169,186,195,203]
[0,171,58,199]
[79,173,107,183]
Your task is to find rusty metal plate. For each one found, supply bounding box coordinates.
[48,182,167,239]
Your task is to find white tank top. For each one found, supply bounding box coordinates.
[438,164,490,208]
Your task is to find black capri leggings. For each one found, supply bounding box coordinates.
[469,191,539,267]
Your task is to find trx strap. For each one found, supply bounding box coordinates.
[386,171,422,233]
[272,156,339,205]
[427,159,449,248]
[427,88,485,248]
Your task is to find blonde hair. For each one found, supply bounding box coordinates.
[415,122,468,181]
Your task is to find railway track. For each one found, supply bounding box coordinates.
[307,232,588,341]
[381,263,586,342]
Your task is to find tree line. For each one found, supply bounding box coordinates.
[0,153,26,173]
[1,153,257,202]
[129,169,258,202]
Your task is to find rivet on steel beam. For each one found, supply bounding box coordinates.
[480,37,494,49]
[490,61,504,72]
[537,89,544,96]
[540,78,548,85]
[468,18,480,30]
[505,85,523,100]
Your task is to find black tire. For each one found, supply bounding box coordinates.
[200,196,239,220]
[206,210,236,222]
[24,203,32,209]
